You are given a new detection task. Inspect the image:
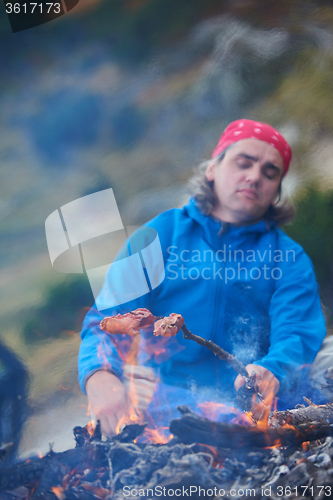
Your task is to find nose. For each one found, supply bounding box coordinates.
[245,165,261,185]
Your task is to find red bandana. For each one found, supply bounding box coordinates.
[212,119,292,176]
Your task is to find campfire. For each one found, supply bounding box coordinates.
[2,309,333,499]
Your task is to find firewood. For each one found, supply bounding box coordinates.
[0,445,103,492]
[30,459,67,500]
[169,406,333,449]
[269,401,333,428]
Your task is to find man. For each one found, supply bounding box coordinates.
[79,119,326,435]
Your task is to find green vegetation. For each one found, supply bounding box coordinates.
[22,276,94,343]
[285,185,333,316]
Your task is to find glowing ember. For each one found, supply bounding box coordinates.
[199,444,224,469]
[302,441,310,452]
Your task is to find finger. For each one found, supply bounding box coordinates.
[99,414,116,436]
[250,401,267,421]
[234,374,246,390]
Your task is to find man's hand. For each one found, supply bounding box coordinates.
[86,370,127,436]
[234,364,280,419]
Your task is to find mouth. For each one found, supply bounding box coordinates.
[237,188,260,200]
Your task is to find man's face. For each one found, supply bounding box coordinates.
[206,138,284,224]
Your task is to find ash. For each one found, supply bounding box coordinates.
[107,438,333,499]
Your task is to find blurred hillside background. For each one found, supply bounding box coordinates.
[1,0,333,456]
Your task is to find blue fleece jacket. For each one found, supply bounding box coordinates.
[78,199,326,405]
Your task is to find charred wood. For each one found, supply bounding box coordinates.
[113,423,146,443]
[0,446,104,492]
[269,402,333,427]
[30,459,68,500]
[169,408,333,448]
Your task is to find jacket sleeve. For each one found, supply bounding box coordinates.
[78,213,173,394]
[78,296,152,394]
[254,242,326,388]
[78,304,123,394]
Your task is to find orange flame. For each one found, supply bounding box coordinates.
[231,411,253,425]
[96,331,160,436]
[252,378,278,429]
[197,401,230,420]
[116,408,142,434]
[86,420,96,436]
[51,487,65,500]
[197,401,252,425]
[265,439,282,449]
[125,336,140,365]
[199,444,224,468]
[104,334,137,365]
[86,402,91,417]
[95,314,186,440]
[141,426,172,444]
[141,335,185,365]
[82,483,110,498]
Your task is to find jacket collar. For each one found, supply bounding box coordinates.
[184,198,276,248]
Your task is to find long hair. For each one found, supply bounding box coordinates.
[189,152,295,226]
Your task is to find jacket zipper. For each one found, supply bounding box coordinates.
[211,222,228,381]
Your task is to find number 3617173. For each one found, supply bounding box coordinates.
[5,3,61,14]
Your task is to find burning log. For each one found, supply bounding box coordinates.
[169,405,333,449]
[269,401,333,427]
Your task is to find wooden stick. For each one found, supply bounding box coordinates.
[181,324,249,378]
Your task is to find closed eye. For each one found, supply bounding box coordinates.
[263,164,280,179]
[236,160,252,169]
